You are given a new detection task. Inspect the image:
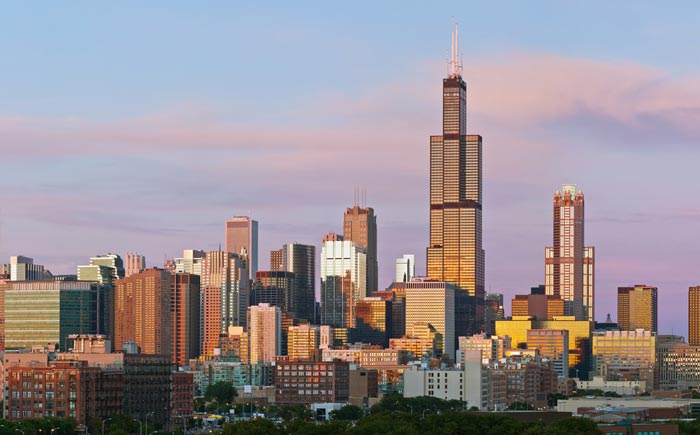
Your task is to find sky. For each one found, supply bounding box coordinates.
[1,2,699,336]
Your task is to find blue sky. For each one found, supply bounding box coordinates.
[1,2,700,336]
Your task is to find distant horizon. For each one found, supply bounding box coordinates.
[2,2,700,338]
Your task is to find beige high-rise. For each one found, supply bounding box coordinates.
[545,185,595,321]
[247,303,281,364]
[617,284,658,333]
[690,286,700,345]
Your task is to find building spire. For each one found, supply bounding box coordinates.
[448,19,462,78]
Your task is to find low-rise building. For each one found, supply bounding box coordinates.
[402,359,486,410]
[274,360,349,405]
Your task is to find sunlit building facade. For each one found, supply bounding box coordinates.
[526,329,569,378]
[247,303,281,364]
[344,205,378,293]
[544,185,595,321]
[4,281,100,350]
[592,330,656,386]
[618,284,658,333]
[320,235,366,328]
[690,286,700,346]
[404,279,455,358]
[355,297,391,347]
[426,44,485,336]
[224,216,258,280]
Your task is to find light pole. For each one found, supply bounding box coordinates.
[134,419,142,435]
[15,429,25,435]
[422,409,429,418]
[144,412,154,435]
[102,418,112,435]
[50,429,60,435]
[407,404,414,415]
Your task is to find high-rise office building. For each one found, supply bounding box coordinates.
[3,281,99,350]
[251,271,295,313]
[395,254,415,283]
[225,216,258,280]
[545,185,595,321]
[355,297,392,347]
[526,329,569,378]
[282,243,316,323]
[174,250,205,276]
[344,204,378,292]
[484,293,504,335]
[270,249,283,272]
[287,324,320,361]
[113,269,173,356]
[690,286,700,346]
[592,330,656,385]
[172,273,201,366]
[5,256,52,281]
[426,27,485,336]
[125,253,146,277]
[320,234,367,328]
[404,278,455,358]
[617,284,658,333]
[200,250,248,356]
[247,303,281,364]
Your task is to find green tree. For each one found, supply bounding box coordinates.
[222,419,283,435]
[329,404,364,421]
[206,381,237,409]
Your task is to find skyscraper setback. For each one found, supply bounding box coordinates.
[426,25,485,336]
[544,185,595,321]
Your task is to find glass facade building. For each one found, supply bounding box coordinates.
[320,237,366,328]
[426,51,485,337]
[4,281,99,350]
[618,284,658,333]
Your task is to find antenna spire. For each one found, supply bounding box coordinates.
[448,19,461,78]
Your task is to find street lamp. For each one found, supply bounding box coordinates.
[102,418,112,435]
[422,409,429,418]
[15,430,25,435]
[134,419,142,435]
[50,429,60,435]
[144,412,154,435]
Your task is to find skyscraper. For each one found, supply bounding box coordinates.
[344,204,378,292]
[225,216,258,280]
[404,278,455,358]
[172,273,201,366]
[617,284,658,333]
[281,243,316,322]
[426,25,485,336]
[251,271,295,313]
[545,185,595,321]
[200,250,248,356]
[125,253,146,277]
[320,233,366,328]
[174,249,205,275]
[395,254,415,283]
[270,248,283,272]
[689,286,700,345]
[247,303,281,364]
[113,269,173,356]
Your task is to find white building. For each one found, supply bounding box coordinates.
[320,236,367,328]
[247,303,281,364]
[403,359,486,410]
[575,376,649,395]
[395,254,415,283]
[175,249,205,276]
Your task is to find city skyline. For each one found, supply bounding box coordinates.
[2,3,700,336]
